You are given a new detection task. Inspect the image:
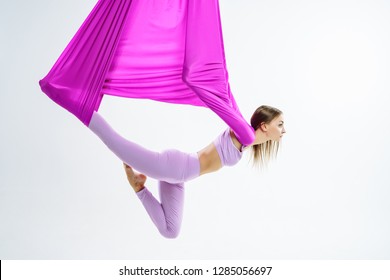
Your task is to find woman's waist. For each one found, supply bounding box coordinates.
[197,143,222,175]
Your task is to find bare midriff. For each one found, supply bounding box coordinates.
[197,130,243,176]
[197,143,222,175]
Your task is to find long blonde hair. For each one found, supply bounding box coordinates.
[250,105,283,167]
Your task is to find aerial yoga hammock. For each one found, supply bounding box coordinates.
[39,0,258,238]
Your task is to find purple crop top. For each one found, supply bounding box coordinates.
[214,129,243,167]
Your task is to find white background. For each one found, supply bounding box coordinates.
[1,0,389,259]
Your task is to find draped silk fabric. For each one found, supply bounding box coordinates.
[39,0,255,145]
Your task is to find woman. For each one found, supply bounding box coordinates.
[39,0,286,238]
[88,105,286,238]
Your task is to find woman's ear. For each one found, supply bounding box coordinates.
[260,122,267,132]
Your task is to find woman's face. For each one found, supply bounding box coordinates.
[264,114,286,141]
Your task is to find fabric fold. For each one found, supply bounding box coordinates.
[39,0,255,145]
[39,0,133,125]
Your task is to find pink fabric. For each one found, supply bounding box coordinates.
[39,0,255,145]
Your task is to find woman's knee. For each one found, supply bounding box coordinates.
[160,228,180,239]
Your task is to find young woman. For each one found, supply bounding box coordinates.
[39,0,286,238]
[88,105,285,238]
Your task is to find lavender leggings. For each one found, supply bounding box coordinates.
[89,111,200,238]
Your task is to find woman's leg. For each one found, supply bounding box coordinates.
[89,111,200,183]
[136,181,184,239]
[124,164,184,238]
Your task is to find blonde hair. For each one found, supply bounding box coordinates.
[250,105,283,168]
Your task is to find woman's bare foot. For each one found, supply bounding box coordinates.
[123,163,146,193]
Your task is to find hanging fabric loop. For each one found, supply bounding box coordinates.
[39,0,255,145]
